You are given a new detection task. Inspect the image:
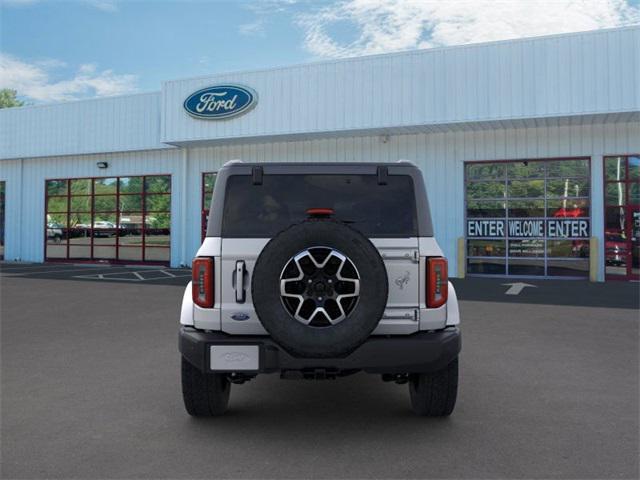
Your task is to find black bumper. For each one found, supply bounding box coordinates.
[179,327,461,375]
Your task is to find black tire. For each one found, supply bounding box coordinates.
[409,357,458,416]
[181,357,230,416]
[252,219,388,358]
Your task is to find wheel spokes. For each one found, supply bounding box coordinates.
[279,247,360,326]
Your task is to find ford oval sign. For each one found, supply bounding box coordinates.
[183,84,257,120]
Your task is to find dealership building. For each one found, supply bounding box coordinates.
[0,26,638,281]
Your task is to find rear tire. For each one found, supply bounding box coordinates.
[409,357,458,416]
[181,357,230,416]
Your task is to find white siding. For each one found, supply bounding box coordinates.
[1,124,637,279]
[182,121,639,279]
[0,92,168,160]
[162,27,639,145]
[0,149,182,265]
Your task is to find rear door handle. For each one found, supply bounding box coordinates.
[235,261,246,303]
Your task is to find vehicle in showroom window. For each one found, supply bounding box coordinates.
[179,161,461,416]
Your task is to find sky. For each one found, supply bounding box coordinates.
[1,0,639,104]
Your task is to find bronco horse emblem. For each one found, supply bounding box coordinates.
[394,271,411,290]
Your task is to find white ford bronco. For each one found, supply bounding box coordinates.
[179,161,461,416]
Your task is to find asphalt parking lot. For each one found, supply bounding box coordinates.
[1,262,638,479]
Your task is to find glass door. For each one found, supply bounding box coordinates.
[0,181,5,260]
[604,155,639,280]
[631,206,639,279]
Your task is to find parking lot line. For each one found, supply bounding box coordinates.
[72,270,191,282]
[0,265,134,276]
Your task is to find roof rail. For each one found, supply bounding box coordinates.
[223,159,244,167]
[397,159,417,166]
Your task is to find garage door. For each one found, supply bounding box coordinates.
[45,175,171,264]
[465,158,591,278]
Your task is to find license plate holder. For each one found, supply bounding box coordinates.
[210,345,259,371]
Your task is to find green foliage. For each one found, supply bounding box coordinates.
[145,176,171,193]
[0,89,24,109]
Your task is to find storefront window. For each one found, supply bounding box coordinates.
[465,158,591,277]
[0,181,4,260]
[201,172,217,240]
[45,175,171,264]
[604,155,639,279]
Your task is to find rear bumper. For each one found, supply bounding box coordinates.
[179,327,461,375]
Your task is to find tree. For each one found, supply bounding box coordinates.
[0,89,25,109]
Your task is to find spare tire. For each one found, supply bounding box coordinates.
[252,219,388,358]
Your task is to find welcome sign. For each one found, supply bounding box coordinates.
[467,219,590,239]
[184,84,257,120]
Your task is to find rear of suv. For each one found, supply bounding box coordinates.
[179,161,461,416]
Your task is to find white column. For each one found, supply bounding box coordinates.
[180,148,188,267]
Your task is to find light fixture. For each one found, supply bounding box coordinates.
[97,162,109,169]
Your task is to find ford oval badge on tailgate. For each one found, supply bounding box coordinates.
[183,84,257,120]
[231,312,250,321]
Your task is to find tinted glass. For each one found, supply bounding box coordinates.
[605,157,626,181]
[47,197,67,213]
[507,200,545,218]
[70,179,91,194]
[629,156,640,180]
[46,213,67,228]
[508,259,545,276]
[547,178,589,198]
[93,195,117,212]
[547,199,589,218]
[547,259,589,277]
[119,177,143,193]
[119,229,143,247]
[70,196,91,212]
[630,183,639,205]
[605,207,626,233]
[145,176,171,193]
[145,230,171,246]
[507,161,545,178]
[94,178,117,194]
[466,182,505,199]
[507,180,544,198]
[606,183,625,205]
[69,213,91,229]
[465,158,591,278]
[145,194,171,212]
[47,180,67,196]
[466,163,505,180]
[146,213,170,229]
[467,258,505,275]
[222,174,417,237]
[467,240,506,257]
[119,194,142,212]
[547,240,589,258]
[204,173,217,193]
[547,159,589,177]
[508,239,544,257]
[466,200,505,218]
[44,175,172,264]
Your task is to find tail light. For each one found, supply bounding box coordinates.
[427,257,448,308]
[192,257,214,308]
[306,208,335,217]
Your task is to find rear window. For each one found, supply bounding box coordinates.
[221,174,417,237]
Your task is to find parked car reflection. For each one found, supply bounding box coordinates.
[46,222,64,243]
